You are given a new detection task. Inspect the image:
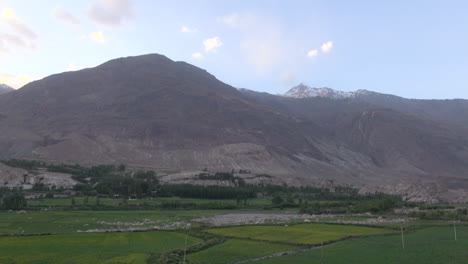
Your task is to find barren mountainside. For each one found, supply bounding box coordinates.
[0,54,467,202]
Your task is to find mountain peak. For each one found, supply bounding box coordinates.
[284,84,372,99]
[0,84,14,95]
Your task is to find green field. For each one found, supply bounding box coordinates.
[187,239,299,264]
[206,223,396,245]
[0,231,202,264]
[0,210,214,235]
[254,226,468,264]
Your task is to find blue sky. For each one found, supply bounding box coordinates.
[1,0,468,99]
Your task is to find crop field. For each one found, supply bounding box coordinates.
[254,226,468,264]
[0,231,202,264]
[0,210,214,235]
[187,239,299,264]
[206,223,396,245]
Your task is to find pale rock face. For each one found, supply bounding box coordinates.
[284,83,370,99]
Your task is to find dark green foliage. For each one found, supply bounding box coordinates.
[159,184,256,200]
[353,198,401,213]
[272,196,283,205]
[2,159,45,170]
[409,209,468,220]
[1,191,27,210]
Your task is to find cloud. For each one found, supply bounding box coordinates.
[281,71,297,86]
[321,41,333,53]
[52,7,80,25]
[192,52,203,60]
[0,8,37,40]
[203,36,222,53]
[181,26,198,33]
[88,0,134,27]
[0,72,32,89]
[0,33,36,50]
[307,49,318,58]
[220,12,284,75]
[0,41,9,54]
[220,13,240,28]
[65,62,84,72]
[90,31,106,43]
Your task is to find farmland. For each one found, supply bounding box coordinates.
[0,231,202,264]
[205,223,397,245]
[0,161,467,263]
[0,206,466,263]
[187,239,300,264]
[254,226,468,264]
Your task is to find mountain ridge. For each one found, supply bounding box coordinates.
[1,54,468,202]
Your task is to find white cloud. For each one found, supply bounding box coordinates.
[307,49,318,58]
[321,41,333,53]
[203,36,222,53]
[0,33,34,49]
[52,7,80,25]
[65,62,84,72]
[281,71,296,86]
[192,52,203,60]
[181,26,198,33]
[0,8,37,40]
[220,12,284,75]
[0,72,33,89]
[88,0,134,27]
[90,31,106,43]
[220,13,241,28]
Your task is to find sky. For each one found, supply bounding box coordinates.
[1,0,468,99]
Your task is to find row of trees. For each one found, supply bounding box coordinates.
[0,188,27,210]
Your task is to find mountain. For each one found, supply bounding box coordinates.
[0,54,468,202]
[284,83,371,99]
[284,83,468,129]
[0,84,14,95]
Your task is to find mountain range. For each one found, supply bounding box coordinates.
[0,54,467,202]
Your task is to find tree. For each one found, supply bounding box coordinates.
[1,192,27,210]
[272,196,284,205]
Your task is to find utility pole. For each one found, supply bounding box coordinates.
[321,241,324,264]
[400,226,405,251]
[183,233,188,264]
[454,222,457,241]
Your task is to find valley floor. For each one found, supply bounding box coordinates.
[0,202,466,264]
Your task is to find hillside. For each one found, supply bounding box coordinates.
[0,54,468,201]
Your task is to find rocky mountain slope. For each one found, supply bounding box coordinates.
[0,54,467,201]
[284,83,468,129]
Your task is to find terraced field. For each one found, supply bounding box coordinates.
[187,239,299,264]
[206,223,396,245]
[0,231,202,264]
[254,226,468,264]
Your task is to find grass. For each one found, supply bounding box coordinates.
[254,226,468,264]
[188,239,299,264]
[206,223,396,245]
[187,239,300,264]
[0,210,214,235]
[0,231,202,264]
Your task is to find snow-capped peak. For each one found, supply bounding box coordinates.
[284,83,370,99]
